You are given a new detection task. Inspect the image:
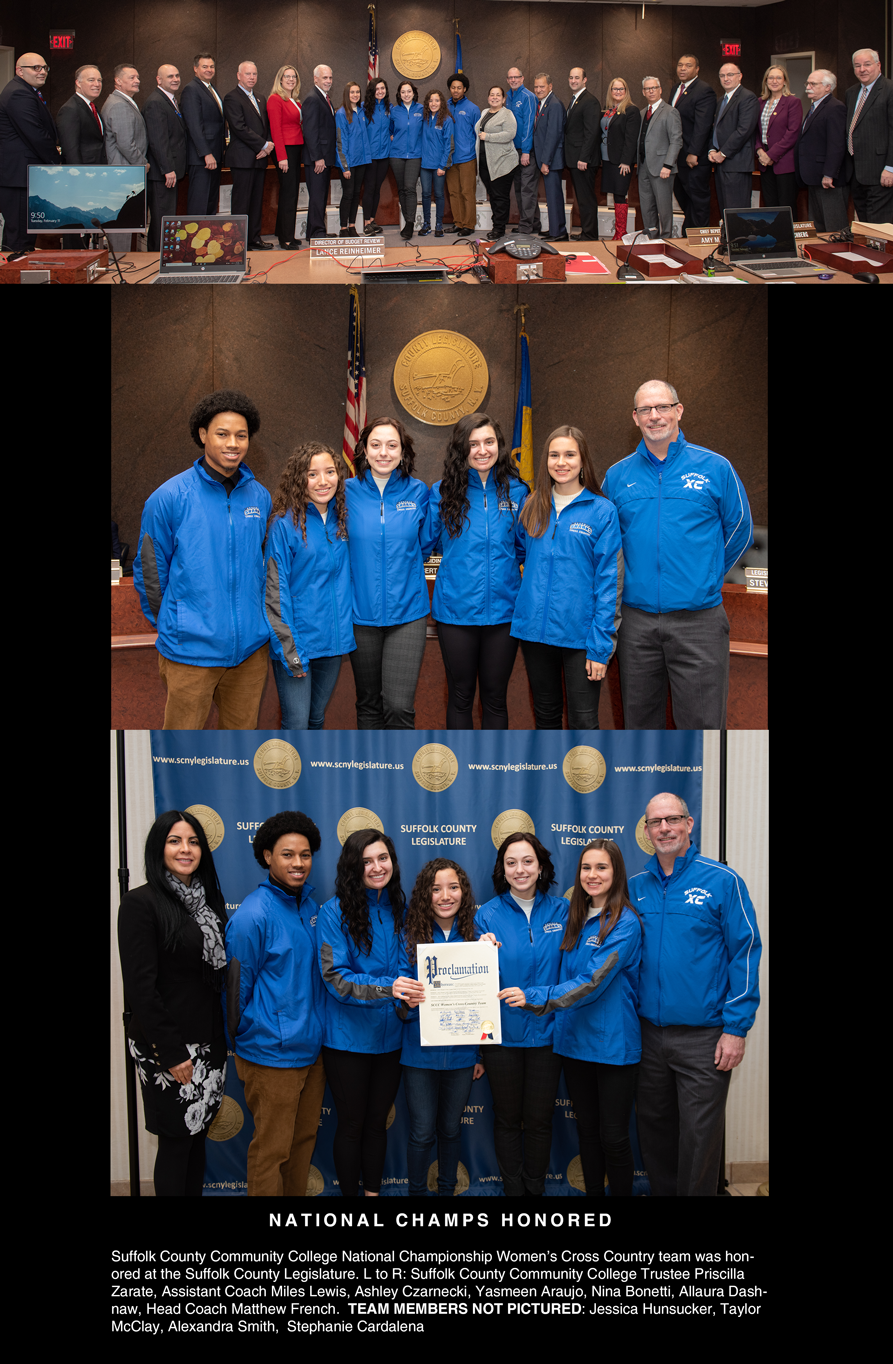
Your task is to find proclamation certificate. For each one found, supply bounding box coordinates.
[417,940,502,1046]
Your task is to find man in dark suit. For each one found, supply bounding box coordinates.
[845,48,893,224]
[301,64,337,239]
[708,63,759,215]
[144,64,187,251]
[667,54,717,230]
[532,72,567,239]
[564,67,601,240]
[223,62,274,249]
[180,52,226,216]
[0,51,60,251]
[795,70,849,233]
[57,65,107,164]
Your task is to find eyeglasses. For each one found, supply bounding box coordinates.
[644,815,687,828]
[635,404,677,416]
[20,64,50,73]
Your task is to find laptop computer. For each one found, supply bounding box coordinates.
[153,215,249,283]
[723,206,823,279]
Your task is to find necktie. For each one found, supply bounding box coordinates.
[848,86,867,155]
[801,101,815,130]
[671,84,684,107]
[645,105,653,123]
[207,84,223,114]
[713,93,728,147]
[90,101,103,132]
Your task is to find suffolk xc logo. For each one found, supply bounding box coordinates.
[681,472,710,491]
[396,501,417,510]
[684,886,713,905]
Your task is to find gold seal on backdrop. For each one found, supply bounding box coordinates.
[337,808,384,844]
[563,885,574,901]
[253,739,301,789]
[392,31,441,80]
[427,1160,470,1194]
[386,1103,397,1130]
[185,804,225,851]
[412,743,459,791]
[567,1155,585,1192]
[562,746,607,793]
[305,1165,324,1196]
[635,815,656,856]
[207,1095,244,1142]
[394,331,489,426]
[490,810,535,848]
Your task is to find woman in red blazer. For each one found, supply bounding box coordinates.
[755,65,803,212]
[268,64,305,248]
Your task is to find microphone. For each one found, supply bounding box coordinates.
[91,217,126,284]
[616,229,646,281]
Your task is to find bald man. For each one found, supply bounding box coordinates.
[0,52,60,249]
[223,62,274,248]
[144,65,187,250]
[57,65,107,165]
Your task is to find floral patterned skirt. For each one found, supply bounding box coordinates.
[128,1038,226,1139]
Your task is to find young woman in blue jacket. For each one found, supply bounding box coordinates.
[511,426,624,729]
[317,830,423,1196]
[335,82,371,236]
[361,78,392,235]
[424,412,528,728]
[389,80,424,238]
[419,90,454,235]
[345,417,431,728]
[397,859,485,1196]
[501,840,642,1197]
[263,442,354,729]
[474,833,569,1196]
[224,811,327,1196]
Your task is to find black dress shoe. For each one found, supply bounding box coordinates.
[486,229,505,241]
[249,239,273,250]
[547,233,569,242]
[282,240,303,250]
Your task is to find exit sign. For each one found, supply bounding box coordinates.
[49,30,75,50]
[720,40,742,58]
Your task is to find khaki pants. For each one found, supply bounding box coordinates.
[445,158,477,229]
[234,1053,326,1196]
[158,644,269,729]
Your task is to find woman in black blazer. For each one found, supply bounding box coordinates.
[600,78,642,240]
[118,810,228,1196]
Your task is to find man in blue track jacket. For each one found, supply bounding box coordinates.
[601,379,752,728]
[631,792,761,1196]
[506,67,538,234]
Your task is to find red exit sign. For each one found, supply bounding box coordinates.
[49,31,75,50]
[720,41,742,58]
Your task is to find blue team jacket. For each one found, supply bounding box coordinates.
[389,101,424,157]
[630,842,761,1036]
[317,890,405,1054]
[510,489,624,663]
[335,105,371,170]
[397,921,481,1071]
[447,96,481,162]
[366,98,391,159]
[474,892,569,1047]
[600,431,753,613]
[523,907,642,1065]
[263,506,355,673]
[421,113,454,171]
[224,878,325,1068]
[344,471,430,626]
[134,458,271,668]
[424,472,528,626]
[506,85,537,152]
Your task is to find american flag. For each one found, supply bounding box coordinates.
[343,284,366,474]
[367,5,379,82]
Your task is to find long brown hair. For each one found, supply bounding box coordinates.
[341,81,362,122]
[561,840,640,951]
[519,424,605,538]
[354,415,418,479]
[268,441,348,543]
[423,89,449,127]
[439,412,523,538]
[403,859,476,964]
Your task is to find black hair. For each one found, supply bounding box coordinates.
[252,810,322,868]
[335,829,405,954]
[354,415,418,479]
[143,809,226,951]
[492,831,557,896]
[189,390,261,448]
[447,72,469,93]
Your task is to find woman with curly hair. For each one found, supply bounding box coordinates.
[317,830,423,1195]
[511,425,623,728]
[474,832,569,1195]
[500,840,642,1197]
[419,89,454,235]
[345,416,431,728]
[263,441,354,729]
[360,78,392,235]
[397,860,484,1195]
[118,810,228,1196]
[423,412,528,727]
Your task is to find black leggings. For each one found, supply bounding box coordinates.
[436,621,519,728]
[340,164,368,226]
[322,1046,403,1195]
[153,1131,208,1197]
[560,1055,639,1196]
[362,157,391,220]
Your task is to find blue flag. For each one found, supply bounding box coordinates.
[511,328,532,485]
[456,30,463,72]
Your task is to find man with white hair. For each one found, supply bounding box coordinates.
[223,61,275,249]
[794,70,849,232]
[637,76,682,238]
[600,380,752,729]
[302,64,337,239]
[631,792,761,1197]
[845,48,893,223]
[57,64,107,164]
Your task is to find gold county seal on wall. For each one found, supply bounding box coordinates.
[337,808,384,845]
[392,31,441,80]
[253,739,301,789]
[490,809,535,848]
[562,746,607,793]
[207,1094,244,1142]
[635,816,656,856]
[412,743,459,791]
[394,331,489,426]
[185,804,225,851]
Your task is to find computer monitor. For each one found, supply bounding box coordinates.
[26,165,147,233]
